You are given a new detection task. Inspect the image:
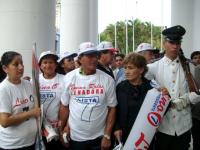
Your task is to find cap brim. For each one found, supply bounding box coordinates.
[99,48,117,53]
[39,54,58,63]
[57,53,78,63]
[78,50,99,56]
[165,36,182,42]
[108,48,117,53]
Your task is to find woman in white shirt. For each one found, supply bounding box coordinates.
[0,51,40,150]
[38,51,66,150]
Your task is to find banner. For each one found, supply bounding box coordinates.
[123,88,170,150]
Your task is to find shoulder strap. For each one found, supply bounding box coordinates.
[179,51,199,94]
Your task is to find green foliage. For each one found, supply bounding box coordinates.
[99,19,163,54]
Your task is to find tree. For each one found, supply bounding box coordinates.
[100,19,163,54]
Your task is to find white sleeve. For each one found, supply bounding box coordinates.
[106,78,117,107]
[145,64,155,80]
[61,89,69,106]
[0,87,12,113]
[61,76,70,106]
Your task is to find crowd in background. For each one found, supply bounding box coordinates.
[0,25,200,150]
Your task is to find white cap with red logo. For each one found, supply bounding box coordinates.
[136,43,155,53]
[78,42,98,56]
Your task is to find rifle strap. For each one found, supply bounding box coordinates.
[179,57,199,94]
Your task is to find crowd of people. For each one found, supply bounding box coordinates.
[0,25,200,150]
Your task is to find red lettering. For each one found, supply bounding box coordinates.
[91,90,94,94]
[78,90,81,95]
[82,90,85,95]
[96,89,99,94]
[52,83,59,89]
[135,132,149,150]
[100,89,103,94]
[157,96,168,112]
[87,90,90,94]
[157,105,163,112]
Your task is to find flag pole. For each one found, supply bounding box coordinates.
[32,43,45,150]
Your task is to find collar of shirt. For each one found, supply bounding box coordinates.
[163,55,180,65]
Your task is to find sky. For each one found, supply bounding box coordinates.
[98,0,171,33]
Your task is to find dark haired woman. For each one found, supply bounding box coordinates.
[38,51,66,149]
[56,51,77,75]
[0,51,40,150]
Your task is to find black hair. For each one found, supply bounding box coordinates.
[190,51,200,59]
[1,51,21,67]
[56,65,65,75]
[0,61,6,82]
[115,53,125,59]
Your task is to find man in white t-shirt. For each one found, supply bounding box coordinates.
[59,42,117,150]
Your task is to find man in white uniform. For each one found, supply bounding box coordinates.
[59,42,117,150]
[146,25,200,150]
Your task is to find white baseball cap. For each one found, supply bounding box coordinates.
[57,51,77,63]
[97,41,117,52]
[38,51,58,64]
[136,43,155,53]
[78,42,98,56]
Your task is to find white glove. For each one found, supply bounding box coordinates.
[172,98,189,111]
[63,132,70,143]
[44,122,58,142]
[188,92,200,104]
[179,91,200,105]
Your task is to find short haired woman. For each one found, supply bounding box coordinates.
[114,52,155,149]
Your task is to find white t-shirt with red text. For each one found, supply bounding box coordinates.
[39,73,65,131]
[61,68,117,141]
[0,79,37,149]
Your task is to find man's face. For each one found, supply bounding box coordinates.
[115,56,124,68]
[192,54,200,65]
[164,40,181,60]
[101,50,114,65]
[79,53,98,72]
[140,50,155,64]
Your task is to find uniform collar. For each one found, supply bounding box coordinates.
[163,55,180,65]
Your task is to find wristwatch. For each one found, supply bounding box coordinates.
[103,134,111,140]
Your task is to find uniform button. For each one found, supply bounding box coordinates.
[172,80,175,83]
[173,71,176,74]
[176,60,179,63]
[173,115,176,118]
[172,89,174,92]
[172,63,175,66]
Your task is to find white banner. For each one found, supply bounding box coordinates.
[123,88,170,150]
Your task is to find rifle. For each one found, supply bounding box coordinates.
[179,48,200,95]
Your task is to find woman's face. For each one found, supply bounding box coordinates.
[124,63,144,83]
[40,58,57,76]
[61,57,75,73]
[3,55,24,80]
